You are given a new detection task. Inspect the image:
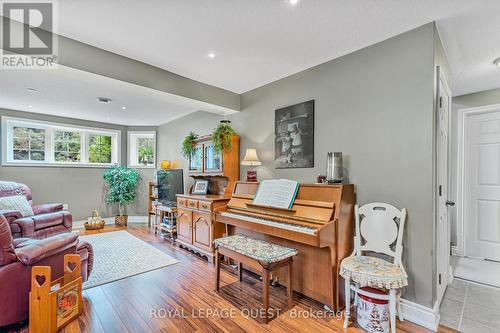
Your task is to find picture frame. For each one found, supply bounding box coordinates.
[275,100,314,169]
[192,179,209,195]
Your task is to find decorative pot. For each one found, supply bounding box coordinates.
[115,215,128,227]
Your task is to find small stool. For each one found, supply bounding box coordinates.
[214,234,298,323]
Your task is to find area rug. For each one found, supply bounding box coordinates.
[80,230,179,289]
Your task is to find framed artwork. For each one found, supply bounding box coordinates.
[192,179,209,195]
[274,100,314,169]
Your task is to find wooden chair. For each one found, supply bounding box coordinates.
[340,203,408,332]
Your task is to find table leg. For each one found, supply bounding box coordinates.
[238,262,243,282]
[262,268,270,324]
[215,249,220,291]
[287,261,293,308]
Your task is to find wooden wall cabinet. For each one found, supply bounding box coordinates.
[175,195,228,262]
[188,135,239,196]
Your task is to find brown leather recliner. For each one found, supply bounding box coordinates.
[0,181,72,239]
[0,215,93,328]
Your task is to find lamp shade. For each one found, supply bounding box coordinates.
[241,148,262,166]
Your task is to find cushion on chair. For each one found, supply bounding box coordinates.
[0,196,33,217]
[214,234,298,263]
[340,256,408,289]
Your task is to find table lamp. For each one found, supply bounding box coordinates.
[241,148,262,182]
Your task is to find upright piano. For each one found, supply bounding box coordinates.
[215,181,355,311]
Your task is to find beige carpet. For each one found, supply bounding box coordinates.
[81,230,179,289]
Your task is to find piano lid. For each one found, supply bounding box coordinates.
[226,181,345,225]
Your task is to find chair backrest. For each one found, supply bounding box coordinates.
[354,202,407,266]
[0,215,16,266]
[0,181,32,206]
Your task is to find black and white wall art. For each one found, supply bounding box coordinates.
[274,100,314,169]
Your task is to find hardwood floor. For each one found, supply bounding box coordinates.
[6,225,458,333]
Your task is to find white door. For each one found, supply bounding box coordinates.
[436,74,452,303]
[465,109,500,261]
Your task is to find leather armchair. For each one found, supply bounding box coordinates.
[0,181,72,239]
[0,215,93,328]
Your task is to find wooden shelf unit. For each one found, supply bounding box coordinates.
[148,181,158,226]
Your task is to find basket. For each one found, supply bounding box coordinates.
[115,215,128,227]
[84,210,105,230]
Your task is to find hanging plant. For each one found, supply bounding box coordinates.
[181,131,198,159]
[212,120,236,154]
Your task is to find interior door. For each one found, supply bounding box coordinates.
[177,209,192,243]
[465,108,500,261]
[436,72,452,303]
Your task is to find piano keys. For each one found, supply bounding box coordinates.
[214,181,355,311]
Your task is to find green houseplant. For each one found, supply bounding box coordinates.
[212,120,236,154]
[181,131,198,159]
[103,165,140,226]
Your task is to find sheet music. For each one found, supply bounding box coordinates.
[253,179,299,209]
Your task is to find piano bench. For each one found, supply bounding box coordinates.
[213,234,298,324]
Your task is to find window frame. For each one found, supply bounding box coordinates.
[2,116,121,168]
[127,131,156,168]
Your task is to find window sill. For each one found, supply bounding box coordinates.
[2,161,116,168]
[128,164,156,169]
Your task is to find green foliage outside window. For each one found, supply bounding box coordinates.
[89,134,112,163]
[137,137,154,165]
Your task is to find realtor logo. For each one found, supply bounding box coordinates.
[1,1,58,68]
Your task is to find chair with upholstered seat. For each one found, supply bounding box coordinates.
[340,202,407,332]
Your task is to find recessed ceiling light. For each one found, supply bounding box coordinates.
[26,88,38,93]
[121,106,127,110]
[27,105,33,108]
[106,117,111,120]
[289,0,299,5]
[97,97,112,104]
[494,57,500,67]
[208,52,216,59]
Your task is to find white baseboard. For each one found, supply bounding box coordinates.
[73,215,148,230]
[399,298,440,331]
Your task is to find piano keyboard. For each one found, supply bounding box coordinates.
[220,212,317,235]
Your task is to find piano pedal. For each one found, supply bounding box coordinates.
[271,276,279,287]
[323,305,334,313]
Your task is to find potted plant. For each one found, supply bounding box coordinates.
[103,165,140,226]
[212,120,237,154]
[181,131,198,159]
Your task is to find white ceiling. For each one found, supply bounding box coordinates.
[437,6,500,96]
[54,0,500,95]
[0,65,234,126]
[2,0,500,126]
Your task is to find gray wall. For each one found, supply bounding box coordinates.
[449,88,500,246]
[157,23,440,308]
[0,108,155,220]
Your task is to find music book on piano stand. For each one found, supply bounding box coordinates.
[252,179,299,209]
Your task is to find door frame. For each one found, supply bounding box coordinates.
[435,67,452,304]
[456,103,500,256]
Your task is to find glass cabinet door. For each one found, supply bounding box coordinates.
[189,144,203,172]
[204,142,222,173]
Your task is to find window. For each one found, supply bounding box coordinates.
[54,130,81,162]
[12,126,46,161]
[2,117,120,167]
[128,131,156,168]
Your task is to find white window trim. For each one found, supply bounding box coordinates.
[2,116,121,168]
[127,130,156,168]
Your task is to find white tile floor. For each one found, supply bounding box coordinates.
[439,279,500,333]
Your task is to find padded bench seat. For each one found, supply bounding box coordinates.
[214,234,298,323]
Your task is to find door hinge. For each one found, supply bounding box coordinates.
[439,273,442,285]
[439,96,443,108]
[439,185,442,196]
